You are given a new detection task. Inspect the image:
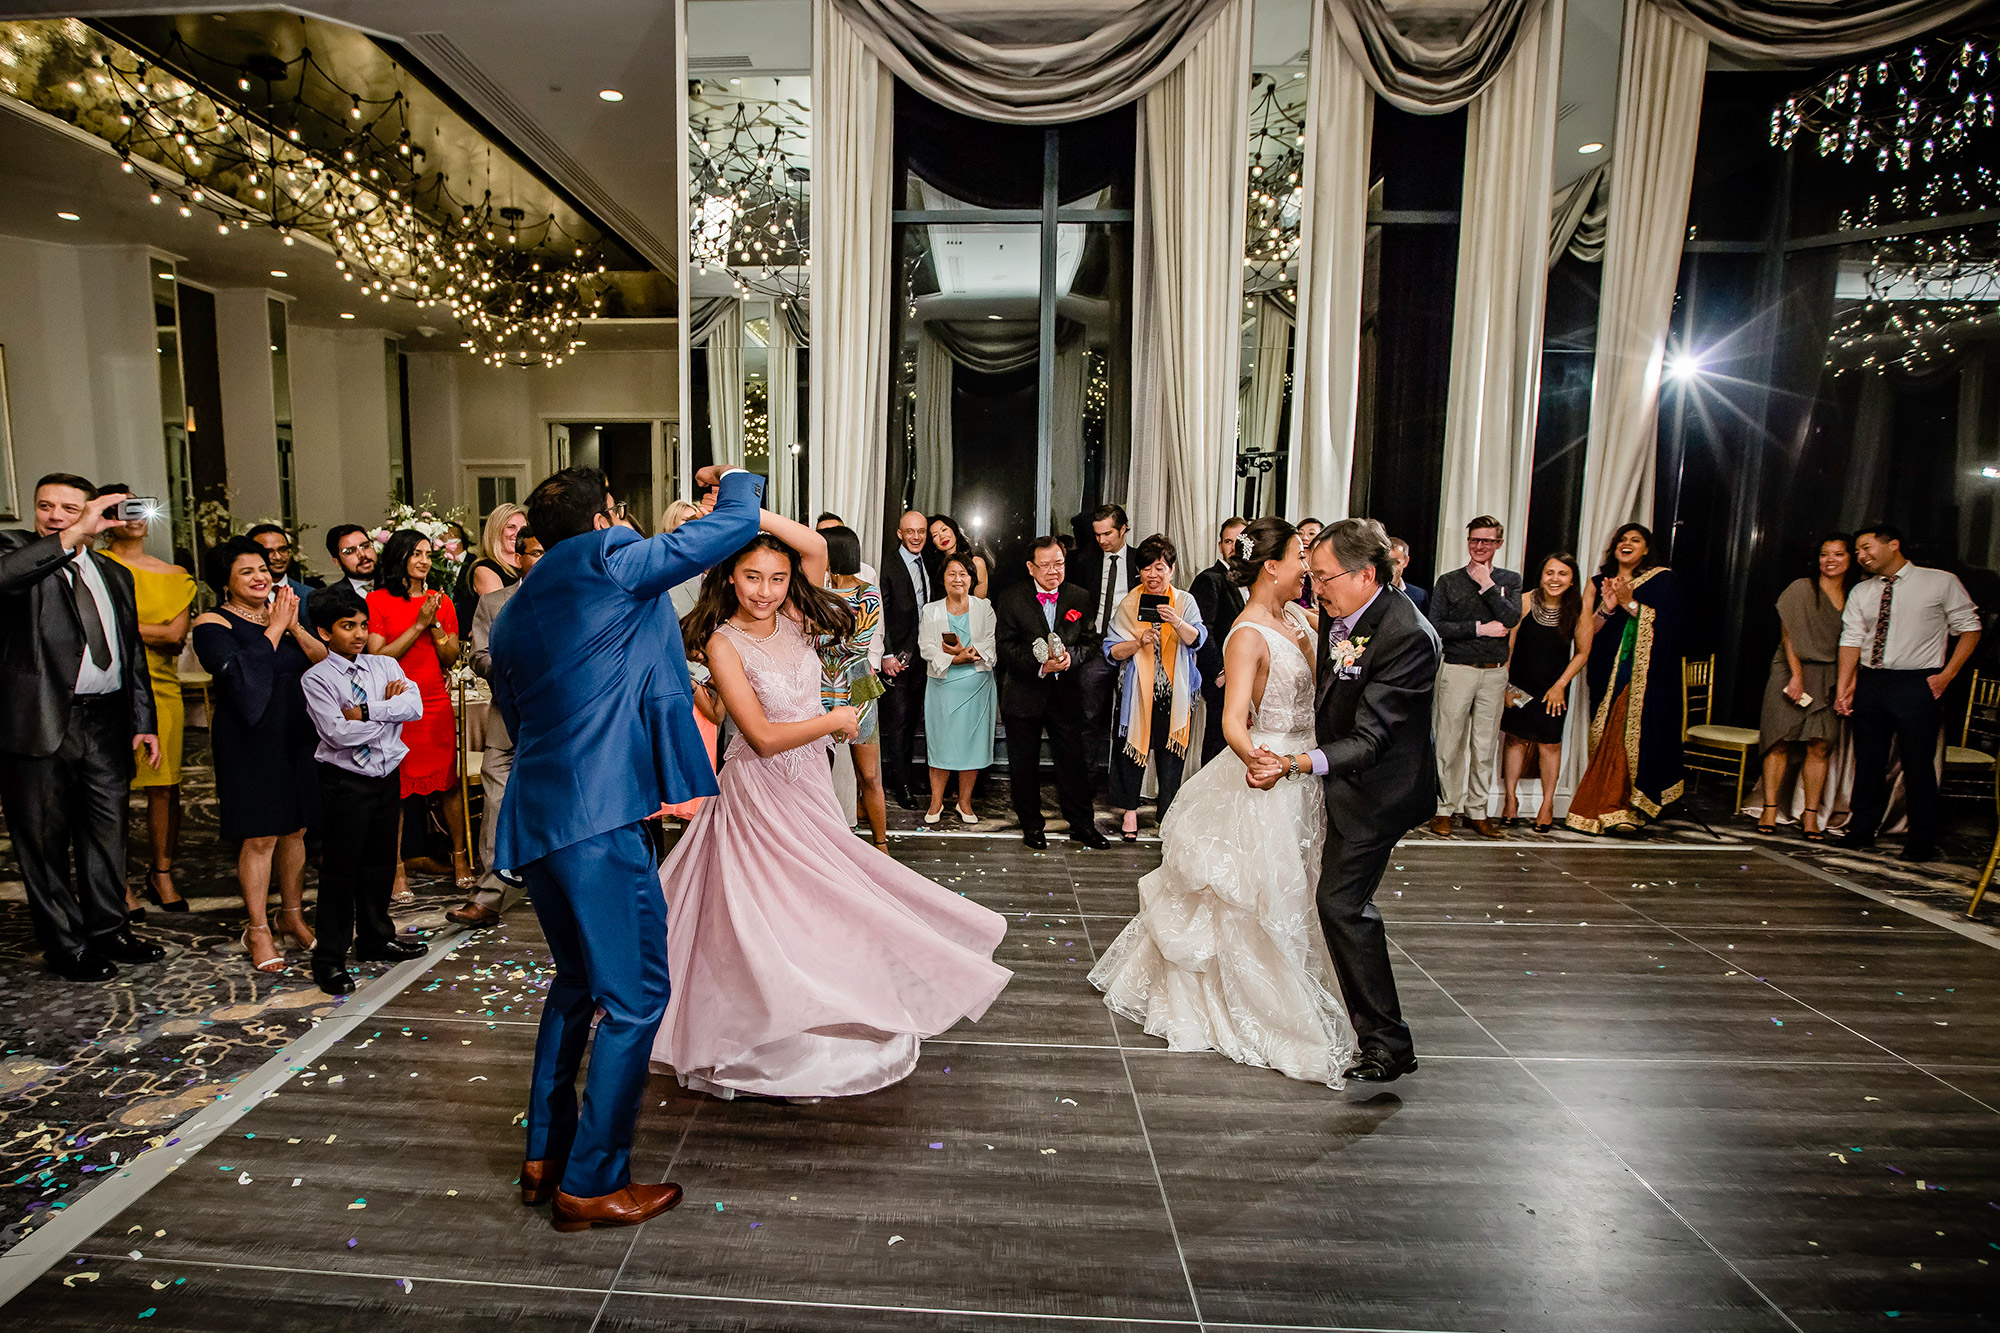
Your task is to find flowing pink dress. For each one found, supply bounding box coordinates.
[651,615,1012,1099]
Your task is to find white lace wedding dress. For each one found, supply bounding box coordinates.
[1088,606,1358,1086]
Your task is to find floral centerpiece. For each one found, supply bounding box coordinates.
[376,492,471,593]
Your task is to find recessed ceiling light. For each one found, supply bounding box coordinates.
[1578,142,1605,154]
[56,211,80,221]
[339,312,355,319]
[269,269,288,278]
[598,89,624,102]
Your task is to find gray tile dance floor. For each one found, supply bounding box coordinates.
[4,836,1998,1331]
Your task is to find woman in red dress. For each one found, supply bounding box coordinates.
[366,529,471,890]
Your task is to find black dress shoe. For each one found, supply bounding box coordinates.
[355,936,426,962]
[892,787,922,811]
[312,963,356,995]
[48,950,117,982]
[1898,844,1938,863]
[1342,1049,1419,1083]
[1022,830,1049,850]
[1835,832,1876,852]
[1071,827,1111,850]
[97,929,165,965]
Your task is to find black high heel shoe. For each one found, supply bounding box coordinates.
[145,867,190,913]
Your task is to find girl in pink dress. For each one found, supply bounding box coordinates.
[651,517,1012,1099]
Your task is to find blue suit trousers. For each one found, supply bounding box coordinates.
[520,822,669,1198]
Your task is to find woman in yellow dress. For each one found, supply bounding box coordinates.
[100,488,197,916]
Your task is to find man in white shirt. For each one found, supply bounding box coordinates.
[1836,523,1982,861]
[878,510,933,808]
[1079,503,1138,788]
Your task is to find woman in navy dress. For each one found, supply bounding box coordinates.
[192,536,326,973]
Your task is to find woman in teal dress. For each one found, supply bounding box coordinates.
[919,553,997,825]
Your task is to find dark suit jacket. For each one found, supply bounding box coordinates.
[1315,586,1441,842]
[993,580,1099,720]
[879,544,929,665]
[0,531,157,757]
[1076,544,1141,635]
[1397,581,1428,613]
[490,471,762,866]
[1190,560,1243,695]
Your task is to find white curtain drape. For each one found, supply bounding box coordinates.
[831,0,1235,122]
[1125,0,1250,565]
[1549,160,1609,268]
[810,0,898,559]
[1242,294,1294,484]
[1287,6,1372,524]
[1574,0,1707,560]
[767,308,800,519]
[704,299,745,469]
[913,324,955,517]
[1050,344,1090,530]
[1433,0,1563,573]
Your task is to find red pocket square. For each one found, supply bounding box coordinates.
[1064,608,1082,622]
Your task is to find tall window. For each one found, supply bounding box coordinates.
[888,87,1135,582]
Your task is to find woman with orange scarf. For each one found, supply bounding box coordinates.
[1104,534,1208,842]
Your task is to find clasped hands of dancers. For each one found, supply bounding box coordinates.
[490,472,1428,1233]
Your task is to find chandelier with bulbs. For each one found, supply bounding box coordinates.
[1244,71,1306,306]
[689,86,809,307]
[1826,166,2000,376]
[1773,34,1997,170]
[0,19,610,367]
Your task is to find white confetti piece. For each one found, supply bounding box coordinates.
[151,1280,171,1290]
[129,1250,143,1260]
[1040,1148,1057,1155]
[1058,1099,1077,1106]
[237,1172,252,1185]
[292,1178,302,1187]
[887,1235,904,1245]
[62,1272,99,1287]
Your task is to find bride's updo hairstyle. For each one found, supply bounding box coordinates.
[681,533,856,663]
[1225,516,1298,588]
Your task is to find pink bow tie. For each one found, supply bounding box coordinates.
[1036,591,1057,605]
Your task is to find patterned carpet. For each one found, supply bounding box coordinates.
[0,732,464,1255]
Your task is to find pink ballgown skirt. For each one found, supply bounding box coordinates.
[649,736,1012,1099]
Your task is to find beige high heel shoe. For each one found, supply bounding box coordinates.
[242,924,284,974]
[275,910,316,953]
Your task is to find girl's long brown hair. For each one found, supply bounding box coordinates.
[680,533,856,662]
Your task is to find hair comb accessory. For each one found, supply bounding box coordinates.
[1236,533,1255,558]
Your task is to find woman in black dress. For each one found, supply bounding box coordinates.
[451,503,525,631]
[192,537,327,974]
[1500,553,1594,832]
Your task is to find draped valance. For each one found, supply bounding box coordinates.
[1328,0,1552,113]
[1651,0,1994,62]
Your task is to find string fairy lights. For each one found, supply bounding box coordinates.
[0,18,610,367]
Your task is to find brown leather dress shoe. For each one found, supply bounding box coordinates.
[447,901,502,928]
[1428,816,1453,838]
[551,1181,684,1233]
[521,1159,561,1206]
[1469,818,1505,840]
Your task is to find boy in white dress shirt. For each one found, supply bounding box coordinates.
[301,585,427,994]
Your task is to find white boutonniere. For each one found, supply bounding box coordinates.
[1332,635,1369,677]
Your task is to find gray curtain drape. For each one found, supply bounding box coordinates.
[687,297,737,349]
[1241,295,1295,483]
[1549,162,1609,268]
[829,0,1236,123]
[1652,0,1993,61]
[913,325,955,516]
[1051,344,1090,529]
[1329,0,1553,113]
[768,309,801,519]
[706,300,745,469]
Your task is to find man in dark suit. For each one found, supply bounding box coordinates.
[324,524,378,598]
[994,536,1110,850]
[1075,503,1140,788]
[1388,536,1427,612]
[1191,516,1248,765]
[877,509,933,809]
[1250,517,1439,1083]
[0,474,164,981]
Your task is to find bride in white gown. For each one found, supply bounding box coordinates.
[1089,518,1358,1086]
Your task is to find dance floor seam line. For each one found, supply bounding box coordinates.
[1749,843,2000,950]
[1070,855,1209,1333]
[1529,849,2000,1119]
[1385,937,1810,1333]
[590,1100,704,1330]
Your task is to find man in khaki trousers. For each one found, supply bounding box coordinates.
[1424,516,1521,838]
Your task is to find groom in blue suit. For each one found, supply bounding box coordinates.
[490,462,761,1232]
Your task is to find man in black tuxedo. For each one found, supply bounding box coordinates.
[1075,503,1140,787]
[1190,515,1248,765]
[877,509,934,809]
[1250,517,1439,1083]
[0,474,164,981]
[994,536,1110,850]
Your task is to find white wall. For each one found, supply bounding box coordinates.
[289,325,396,574]
[404,347,678,514]
[0,236,170,557]
[214,287,283,525]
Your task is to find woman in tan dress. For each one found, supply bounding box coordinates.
[1756,535,1853,839]
[99,489,197,915]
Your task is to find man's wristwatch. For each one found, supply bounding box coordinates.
[1282,754,1300,781]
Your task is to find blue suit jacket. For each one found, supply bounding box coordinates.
[490,471,763,866]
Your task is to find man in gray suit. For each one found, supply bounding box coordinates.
[446,526,543,927]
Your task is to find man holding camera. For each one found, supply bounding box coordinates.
[0,474,164,981]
